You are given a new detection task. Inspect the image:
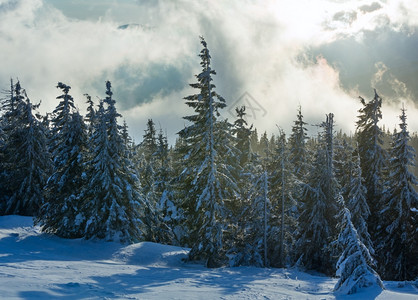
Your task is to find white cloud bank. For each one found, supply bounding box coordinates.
[1,0,417,142]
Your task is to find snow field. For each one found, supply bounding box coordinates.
[0,216,417,299]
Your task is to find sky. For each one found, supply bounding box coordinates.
[1,0,418,143]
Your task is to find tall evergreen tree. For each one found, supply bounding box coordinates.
[153,129,178,244]
[378,107,418,280]
[38,83,88,237]
[178,37,238,267]
[228,166,270,267]
[232,106,252,167]
[346,151,374,256]
[268,130,296,267]
[0,80,26,214]
[6,96,51,216]
[356,90,387,239]
[296,113,340,274]
[84,93,96,137]
[334,137,355,202]
[81,82,145,242]
[140,119,158,206]
[289,106,308,179]
[1,82,51,216]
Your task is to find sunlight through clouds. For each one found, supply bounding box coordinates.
[0,0,417,142]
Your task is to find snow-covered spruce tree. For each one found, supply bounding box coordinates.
[135,119,169,243]
[38,83,88,237]
[334,208,384,295]
[225,106,256,265]
[296,113,341,275]
[81,82,145,243]
[170,135,189,242]
[356,90,387,239]
[153,129,178,244]
[232,106,252,167]
[251,169,270,267]
[289,106,308,180]
[177,37,238,267]
[378,107,418,280]
[229,166,270,267]
[139,119,158,208]
[250,128,260,154]
[288,107,309,250]
[1,82,51,216]
[0,80,26,215]
[258,131,271,159]
[268,130,297,267]
[5,95,51,216]
[84,93,96,137]
[334,136,355,202]
[346,151,374,256]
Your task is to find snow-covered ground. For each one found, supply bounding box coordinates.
[0,216,416,299]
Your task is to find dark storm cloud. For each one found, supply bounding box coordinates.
[308,26,418,104]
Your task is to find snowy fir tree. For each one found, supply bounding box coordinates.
[296,113,340,274]
[84,93,96,136]
[81,82,145,243]
[137,120,176,244]
[153,129,178,244]
[232,106,253,167]
[334,208,384,295]
[345,151,374,257]
[139,119,158,208]
[268,130,296,267]
[0,80,27,214]
[258,131,271,159]
[1,81,51,216]
[288,106,308,180]
[225,106,257,263]
[229,167,270,267]
[177,37,238,267]
[38,83,88,238]
[5,96,51,216]
[334,136,355,202]
[378,107,418,280]
[356,90,387,239]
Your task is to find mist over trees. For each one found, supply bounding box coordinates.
[0,38,417,289]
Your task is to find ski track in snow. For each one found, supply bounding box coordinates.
[0,216,417,300]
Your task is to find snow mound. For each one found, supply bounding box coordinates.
[0,215,40,240]
[113,242,189,267]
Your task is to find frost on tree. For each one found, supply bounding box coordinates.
[1,81,51,216]
[268,130,297,267]
[378,107,418,280]
[178,37,238,267]
[296,113,340,275]
[229,167,269,267]
[356,90,386,239]
[81,81,145,243]
[289,106,308,180]
[38,83,87,238]
[346,151,374,255]
[334,208,384,295]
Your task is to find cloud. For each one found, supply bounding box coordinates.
[359,2,382,14]
[1,0,417,145]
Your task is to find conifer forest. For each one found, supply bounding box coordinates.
[1,37,417,291]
